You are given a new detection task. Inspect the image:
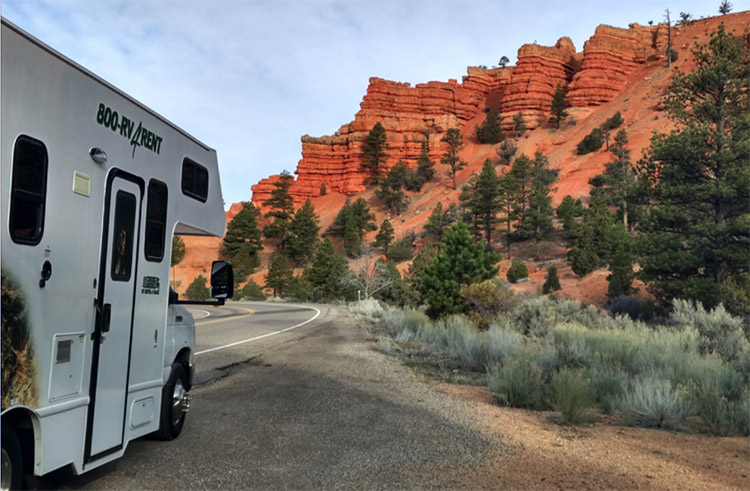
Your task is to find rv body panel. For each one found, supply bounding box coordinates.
[1,19,227,477]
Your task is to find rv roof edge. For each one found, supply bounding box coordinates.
[0,17,214,153]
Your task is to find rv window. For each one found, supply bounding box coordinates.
[9,135,48,245]
[181,158,208,202]
[111,191,136,282]
[145,179,168,262]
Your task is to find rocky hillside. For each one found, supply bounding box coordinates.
[174,12,750,302]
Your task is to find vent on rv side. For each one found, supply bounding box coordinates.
[10,135,48,245]
[181,158,208,203]
[145,179,168,262]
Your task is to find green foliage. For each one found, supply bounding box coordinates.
[460,279,515,330]
[506,260,528,284]
[476,108,505,144]
[420,220,500,319]
[602,111,624,131]
[238,280,266,301]
[265,252,293,297]
[286,199,320,264]
[222,202,262,271]
[556,195,583,234]
[372,259,414,307]
[406,243,439,296]
[422,202,454,247]
[618,376,686,430]
[488,359,544,409]
[185,275,209,300]
[670,299,749,364]
[569,192,629,277]
[637,24,750,310]
[550,84,568,129]
[361,122,390,186]
[373,219,394,254]
[498,55,510,68]
[465,159,502,246]
[440,128,468,190]
[320,182,327,196]
[304,238,350,302]
[385,234,415,263]
[262,171,295,246]
[550,368,594,424]
[719,0,732,14]
[375,161,409,214]
[543,265,561,294]
[513,112,526,139]
[406,136,435,191]
[286,274,313,302]
[171,235,186,266]
[329,198,377,258]
[513,152,558,242]
[607,244,636,298]
[576,128,604,155]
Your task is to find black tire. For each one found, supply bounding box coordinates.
[156,364,189,441]
[1,421,23,491]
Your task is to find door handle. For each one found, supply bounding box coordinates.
[102,303,112,333]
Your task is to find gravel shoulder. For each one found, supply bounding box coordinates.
[46,307,749,489]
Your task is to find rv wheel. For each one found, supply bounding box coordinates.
[157,363,189,441]
[1,422,22,491]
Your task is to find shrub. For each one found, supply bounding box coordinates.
[576,128,604,155]
[385,235,414,263]
[486,321,522,365]
[239,280,266,301]
[670,299,749,364]
[459,280,515,329]
[689,379,744,436]
[550,368,594,424]
[618,376,686,430]
[602,111,624,131]
[185,275,209,300]
[607,296,642,320]
[350,298,387,323]
[488,358,543,409]
[440,315,486,371]
[589,367,627,414]
[507,260,528,284]
[287,275,313,302]
[542,266,561,294]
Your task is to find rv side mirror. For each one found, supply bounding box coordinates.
[210,260,233,300]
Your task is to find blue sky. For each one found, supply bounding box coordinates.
[2,0,740,208]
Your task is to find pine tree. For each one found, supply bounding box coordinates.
[440,128,468,190]
[543,265,562,294]
[600,111,624,150]
[422,202,452,251]
[458,177,483,242]
[303,238,350,301]
[171,236,185,266]
[569,191,629,277]
[515,152,558,242]
[185,275,209,300]
[329,198,376,258]
[508,154,533,231]
[595,129,635,229]
[556,195,584,235]
[550,84,568,129]
[719,0,732,14]
[375,161,408,214]
[286,199,320,264]
[374,219,395,254]
[361,122,389,186]
[265,252,293,297]
[637,25,750,308]
[476,108,505,144]
[420,220,501,318]
[498,172,520,257]
[473,159,502,247]
[513,113,526,139]
[607,244,636,298]
[262,171,295,247]
[410,135,435,189]
[222,202,263,278]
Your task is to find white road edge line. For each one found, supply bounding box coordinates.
[189,309,211,320]
[194,306,321,356]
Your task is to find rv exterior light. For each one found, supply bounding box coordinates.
[89,147,107,164]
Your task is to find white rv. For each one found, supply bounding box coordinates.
[1,19,233,488]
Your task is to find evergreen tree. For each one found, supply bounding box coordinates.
[514,152,558,242]
[458,177,483,242]
[406,243,439,299]
[410,135,435,189]
[329,198,377,258]
[222,202,263,278]
[372,259,412,307]
[171,235,185,266]
[595,129,635,229]
[607,244,636,298]
[361,122,389,186]
[476,108,505,144]
[374,219,395,254]
[556,195,584,235]
[498,172,520,257]
[440,128,468,189]
[375,161,409,214]
[420,220,501,318]
[262,171,295,248]
[304,238,350,301]
[513,112,526,139]
[600,111,624,150]
[719,0,732,14]
[637,25,750,308]
[422,202,452,251]
[185,275,209,300]
[508,154,534,231]
[543,265,561,294]
[550,84,568,129]
[498,55,510,68]
[473,159,502,247]
[286,199,320,264]
[569,191,629,277]
[265,252,293,297]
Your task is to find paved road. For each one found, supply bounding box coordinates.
[39,302,502,490]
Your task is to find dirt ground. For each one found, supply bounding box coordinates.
[434,383,750,490]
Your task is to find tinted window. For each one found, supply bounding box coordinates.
[10,136,48,245]
[111,191,136,282]
[144,179,168,262]
[181,158,208,202]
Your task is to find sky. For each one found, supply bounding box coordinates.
[2,0,742,209]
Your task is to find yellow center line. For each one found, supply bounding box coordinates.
[196,307,255,325]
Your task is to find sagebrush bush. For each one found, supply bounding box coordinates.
[350,298,387,323]
[488,358,544,409]
[689,379,745,436]
[550,368,594,424]
[588,367,627,414]
[670,299,749,364]
[486,321,522,365]
[618,376,686,430]
[439,315,487,371]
